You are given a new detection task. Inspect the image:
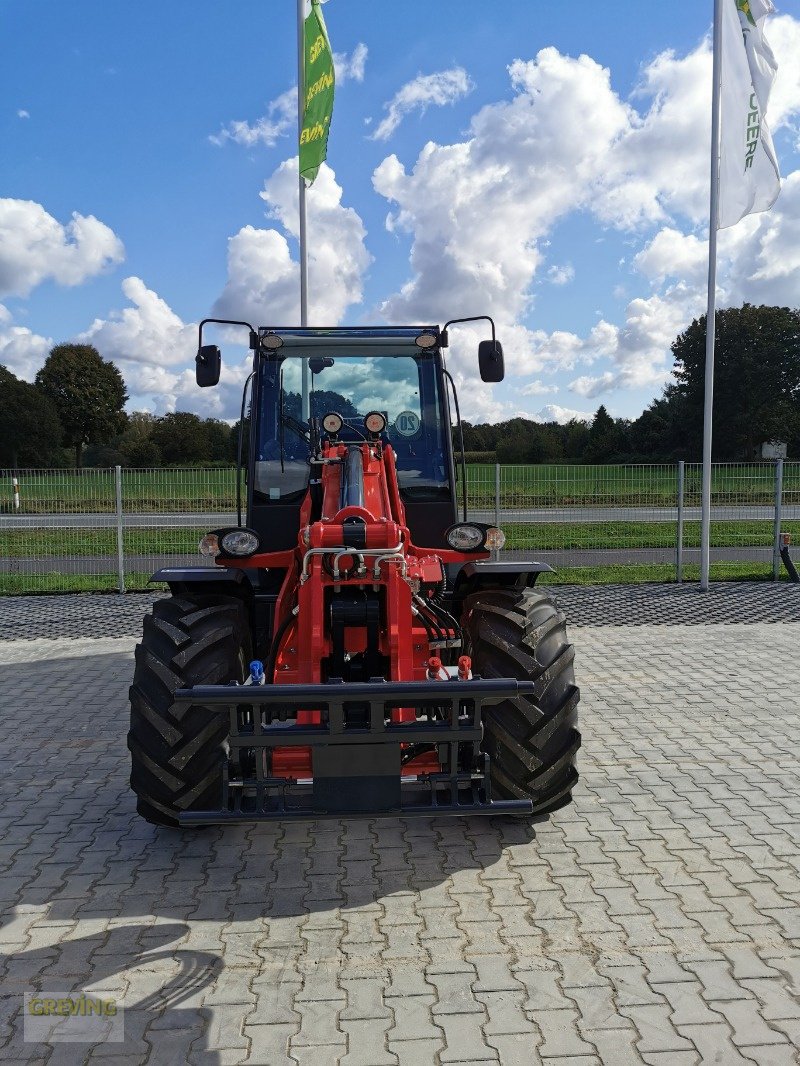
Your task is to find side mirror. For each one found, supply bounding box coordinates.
[478,339,504,383]
[196,345,221,388]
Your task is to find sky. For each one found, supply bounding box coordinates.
[2,0,800,427]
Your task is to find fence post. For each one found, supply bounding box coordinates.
[676,460,685,583]
[115,466,126,594]
[773,457,784,581]
[494,463,501,560]
[12,474,20,511]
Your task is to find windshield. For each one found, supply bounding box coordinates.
[253,353,451,504]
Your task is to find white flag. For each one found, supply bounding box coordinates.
[718,0,781,229]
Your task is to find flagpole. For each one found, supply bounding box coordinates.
[700,0,724,592]
[297,0,310,419]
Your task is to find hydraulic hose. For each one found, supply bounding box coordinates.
[265,605,297,683]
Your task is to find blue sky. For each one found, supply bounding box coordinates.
[2,0,800,425]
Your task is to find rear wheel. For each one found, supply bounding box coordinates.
[463,586,580,817]
[128,595,250,827]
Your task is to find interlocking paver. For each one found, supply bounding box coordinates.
[0,604,798,1065]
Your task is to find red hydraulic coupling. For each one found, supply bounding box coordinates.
[458,656,472,680]
[427,656,444,680]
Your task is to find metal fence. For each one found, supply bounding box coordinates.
[1,462,797,594]
[465,460,799,580]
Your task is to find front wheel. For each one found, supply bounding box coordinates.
[463,586,580,817]
[128,594,250,827]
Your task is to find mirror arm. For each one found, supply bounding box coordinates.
[236,371,255,526]
[441,315,496,349]
[443,369,468,523]
[197,318,258,351]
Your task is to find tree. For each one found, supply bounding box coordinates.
[561,418,591,460]
[670,304,800,459]
[117,412,162,467]
[35,344,128,468]
[584,405,623,463]
[204,418,234,463]
[629,388,691,460]
[151,412,212,465]
[0,365,64,467]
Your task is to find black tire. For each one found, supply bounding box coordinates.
[128,595,250,828]
[463,586,580,817]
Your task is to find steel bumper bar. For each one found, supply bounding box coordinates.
[174,677,535,823]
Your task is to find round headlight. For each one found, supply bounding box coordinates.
[415,331,438,349]
[323,411,344,435]
[220,529,260,557]
[364,411,387,435]
[446,524,485,551]
[484,527,506,551]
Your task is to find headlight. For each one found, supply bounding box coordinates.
[364,411,387,435]
[322,411,344,435]
[484,527,506,550]
[220,529,260,557]
[446,524,485,551]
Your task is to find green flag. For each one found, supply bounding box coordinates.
[300,0,335,185]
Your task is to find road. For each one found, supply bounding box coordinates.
[1,504,796,529]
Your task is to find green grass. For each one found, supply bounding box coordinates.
[0,468,238,514]
[2,462,797,513]
[466,462,800,508]
[0,528,207,557]
[538,563,790,586]
[502,520,800,551]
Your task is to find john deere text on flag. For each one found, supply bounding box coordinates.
[300,0,334,184]
[718,0,780,228]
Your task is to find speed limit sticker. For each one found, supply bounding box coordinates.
[394,410,421,437]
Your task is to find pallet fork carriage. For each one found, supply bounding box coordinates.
[128,323,581,826]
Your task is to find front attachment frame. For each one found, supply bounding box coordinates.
[173,677,535,823]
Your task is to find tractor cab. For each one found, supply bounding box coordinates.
[195,321,505,553]
[249,328,462,551]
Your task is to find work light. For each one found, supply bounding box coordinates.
[219,529,260,557]
[445,524,485,551]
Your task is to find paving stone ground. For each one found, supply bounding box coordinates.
[0,597,798,1064]
[1,581,799,641]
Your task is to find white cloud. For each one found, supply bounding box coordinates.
[80,276,196,368]
[547,264,574,286]
[78,159,370,418]
[372,47,634,380]
[211,44,367,148]
[214,159,371,325]
[520,379,558,396]
[210,89,296,148]
[78,278,252,417]
[0,199,124,298]
[334,42,367,83]
[372,18,800,409]
[0,304,51,381]
[371,68,473,141]
[535,404,592,425]
[564,165,800,401]
[17,109,29,119]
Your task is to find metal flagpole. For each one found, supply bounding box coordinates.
[700,0,724,592]
[297,0,310,419]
